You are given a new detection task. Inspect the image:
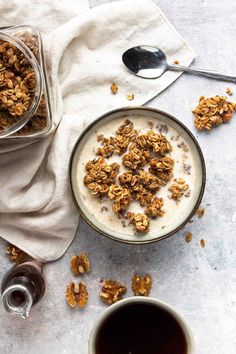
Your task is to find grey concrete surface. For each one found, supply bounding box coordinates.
[0,0,236,353]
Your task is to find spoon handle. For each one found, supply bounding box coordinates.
[168,64,236,83]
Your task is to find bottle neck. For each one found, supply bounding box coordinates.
[1,279,34,319]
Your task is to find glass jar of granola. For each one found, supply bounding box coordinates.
[0,25,52,140]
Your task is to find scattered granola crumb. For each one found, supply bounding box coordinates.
[172,59,179,65]
[100,280,127,305]
[226,87,233,96]
[111,83,118,94]
[126,93,134,101]
[5,244,27,263]
[70,254,90,275]
[132,274,152,296]
[193,95,236,130]
[185,189,191,198]
[196,207,205,218]
[185,232,193,243]
[183,161,191,175]
[177,141,189,152]
[148,120,154,129]
[66,282,88,308]
[101,206,108,212]
[200,239,206,248]
[156,123,169,134]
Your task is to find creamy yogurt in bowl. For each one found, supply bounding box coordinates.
[69,107,206,244]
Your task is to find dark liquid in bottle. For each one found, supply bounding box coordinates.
[95,302,187,354]
[1,260,45,305]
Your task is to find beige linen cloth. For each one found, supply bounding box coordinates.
[0,0,194,262]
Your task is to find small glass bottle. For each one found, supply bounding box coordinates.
[1,258,45,318]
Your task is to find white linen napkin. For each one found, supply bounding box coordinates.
[0,0,194,262]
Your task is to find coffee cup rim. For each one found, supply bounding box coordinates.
[88,296,196,354]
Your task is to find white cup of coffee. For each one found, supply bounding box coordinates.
[89,296,196,354]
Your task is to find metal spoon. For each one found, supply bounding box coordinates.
[122,45,236,82]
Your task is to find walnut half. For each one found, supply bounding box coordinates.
[70,254,90,275]
[66,282,88,308]
[100,280,127,305]
[132,274,152,296]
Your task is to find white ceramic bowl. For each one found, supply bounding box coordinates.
[88,296,196,354]
[70,106,206,244]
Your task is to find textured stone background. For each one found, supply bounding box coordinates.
[0,0,236,353]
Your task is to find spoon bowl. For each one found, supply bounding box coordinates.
[122,45,168,79]
[122,45,236,82]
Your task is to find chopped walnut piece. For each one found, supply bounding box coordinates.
[84,158,119,197]
[128,212,150,233]
[108,184,132,212]
[226,87,233,96]
[149,156,174,183]
[196,207,205,218]
[145,196,164,218]
[5,244,27,263]
[126,93,134,101]
[100,280,127,305]
[70,254,90,275]
[185,232,193,243]
[200,239,206,248]
[193,95,236,130]
[111,83,118,94]
[132,274,152,296]
[123,145,150,170]
[66,282,88,308]
[169,178,189,201]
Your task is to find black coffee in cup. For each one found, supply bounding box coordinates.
[95,302,187,354]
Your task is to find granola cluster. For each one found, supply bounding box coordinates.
[84,157,119,197]
[84,120,190,234]
[123,145,150,170]
[96,119,138,157]
[108,184,132,213]
[100,280,127,305]
[193,95,236,130]
[169,178,189,201]
[136,130,172,155]
[0,39,36,131]
[127,212,150,232]
[149,156,174,184]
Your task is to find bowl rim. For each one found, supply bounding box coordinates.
[69,106,206,245]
